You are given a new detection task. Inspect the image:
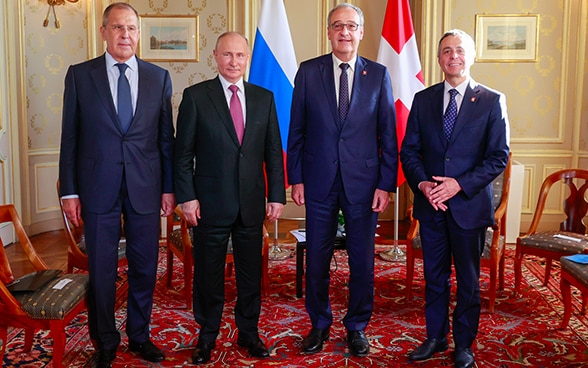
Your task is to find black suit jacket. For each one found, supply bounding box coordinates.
[59,54,174,214]
[174,77,286,227]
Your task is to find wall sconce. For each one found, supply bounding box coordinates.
[43,0,80,29]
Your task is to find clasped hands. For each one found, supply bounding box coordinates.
[420,176,461,211]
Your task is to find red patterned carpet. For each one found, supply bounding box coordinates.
[3,243,588,367]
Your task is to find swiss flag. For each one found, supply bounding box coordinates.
[377,0,425,187]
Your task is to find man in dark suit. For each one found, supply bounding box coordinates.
[286,3,397,357]
[174,31,286,365]
[401,29,509,368]
[58,3,174,367]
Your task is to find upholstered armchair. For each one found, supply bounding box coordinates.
[514,169,588,294]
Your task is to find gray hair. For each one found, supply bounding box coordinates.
[102,2,139,27]
[327,3,364,26]
[437,29,476,57]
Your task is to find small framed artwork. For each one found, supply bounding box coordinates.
[139,15,199,62]
[475,14,539,62]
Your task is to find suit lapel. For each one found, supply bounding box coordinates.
[449,80,481,144]
[208,77,241,148]
[429,83,446,144]
[318,54,339,126]
[90,56,119,129]
[347,56,366,123]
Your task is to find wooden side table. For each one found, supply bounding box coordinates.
[295,237,347,298]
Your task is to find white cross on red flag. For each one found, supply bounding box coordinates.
[377,0,425,187]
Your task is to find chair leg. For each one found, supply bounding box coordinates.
[50,321,66,368]
[488,263,498,314]
[24,327,34,352]
[498,252,505,290]
[166,248,173,288]
[560,273,573,329]
[544,258,553,286]
[514,245,523,294]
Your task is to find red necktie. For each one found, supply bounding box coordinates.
[229,85,244,144]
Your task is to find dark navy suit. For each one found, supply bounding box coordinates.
[59,54,174,350]
[287,54,397,331]
[400,79,509,348]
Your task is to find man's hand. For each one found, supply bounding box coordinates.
[419,181,447,211]
[291,183,305,206]
[161,193,176,217]
[62,197,82,227]
[180,199,201,226]
[371,189,390,213]
[266,202,284,222]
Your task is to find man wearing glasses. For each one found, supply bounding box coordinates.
[287,3,397,357]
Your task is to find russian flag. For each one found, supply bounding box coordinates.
[377,0,425,187]
[249,0,297,187]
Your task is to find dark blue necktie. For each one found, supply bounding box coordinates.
[339,63,350,124]
[443,89,458,140]
[116,63,133,133]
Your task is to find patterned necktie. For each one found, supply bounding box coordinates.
[443,89,458,140]
[339,63,350,124]
[116,63,133,133]
[229,85,244,144]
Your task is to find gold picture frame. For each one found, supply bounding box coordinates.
[139,15,199,62]
[475,14,539,62]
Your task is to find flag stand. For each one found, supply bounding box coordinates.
[269,219,290,260]
[379,188,406,262]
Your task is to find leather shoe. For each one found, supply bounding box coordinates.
[347,330,369,357]
[409,337,449,361]
[302,327,330,354]
[237,336,270,358]
[455,347,475,368]
[95,349,116,368]
[128,339,164,362]
[192,341,215,365]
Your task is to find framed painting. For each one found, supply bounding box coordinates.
[475,14,539,62]
[139,15,198,62]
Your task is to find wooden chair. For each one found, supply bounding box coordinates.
[560,255,588,329]
[56,180,127,273]
[166,207,270,308]
[514,169,588,294]
[0,204,88,367]
[405,153,512,313]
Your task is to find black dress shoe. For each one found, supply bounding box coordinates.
[128,339,165,362]
[192,341,216,365]
[455,347,475,368]
[347,330,370,357]
[237,336,270,358]
[409,337,449,361]
[302,327,330,354]
[95,349,116,368]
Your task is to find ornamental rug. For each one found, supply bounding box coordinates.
[3,244,588,367]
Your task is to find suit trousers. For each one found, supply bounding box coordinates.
[419,208,485,349]
[83,178,160,351]
[192,215,263,343]
[304,171,378,332]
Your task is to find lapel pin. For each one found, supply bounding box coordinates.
[362,70,367,75]
[470,97,476,102]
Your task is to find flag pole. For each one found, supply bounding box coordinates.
[269,218,289,260]
[380,187,406,262]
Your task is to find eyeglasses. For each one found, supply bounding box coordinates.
[109,24,139,34]
[330,22,361,32]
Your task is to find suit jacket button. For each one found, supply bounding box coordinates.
[333,160,339,165]
[240,153,244,157]
[445,157,450,161]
